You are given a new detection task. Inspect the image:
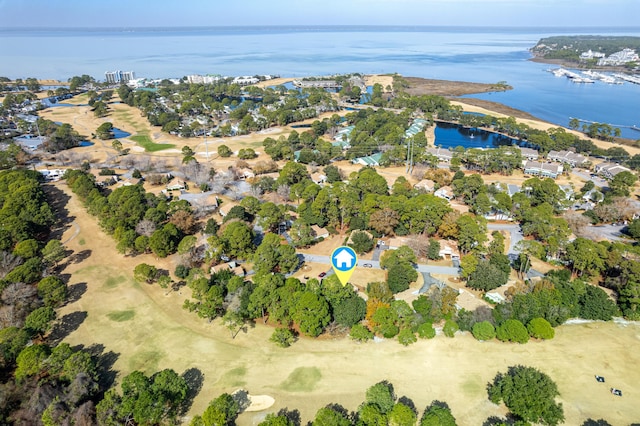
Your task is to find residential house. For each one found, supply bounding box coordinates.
[178,192,219,213]
[425,147,454,163]
[559,185,575,201]
[547,150,588,167]
[594,162,632,179]
[523,161,563,179]
[310,225,329,239]
[311,172,327,185]
[210,261,245,277]
[352,152,383,167]
[166,182,186,191]
[434,186,454,201]
[438,240,460,261]
[517,146,539,161]
[333,125,354,148]
[37,169,65,181]
[218,202,240,218]
[413,179,435,192]
[387,236,414,250]
[405,118,428,138]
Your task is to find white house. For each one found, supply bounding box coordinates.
[434,186,454,201]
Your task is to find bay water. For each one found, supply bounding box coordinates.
[2,26,640,138]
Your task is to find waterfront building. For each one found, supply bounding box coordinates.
[425,147,454,163]
[232,76,259,86]
[580,50,606,60]
[293,79,341,89]
[105,70,136,84]
[187,74,224,84]
[547,150,588,167]
[523,161,563,179]
[598,49,639,66]
[405,118,428,138]
[594,162,632,178]
[516,146,539,161]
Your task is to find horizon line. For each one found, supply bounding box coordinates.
[3,24,640,30]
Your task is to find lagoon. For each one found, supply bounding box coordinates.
[434,122,519,150]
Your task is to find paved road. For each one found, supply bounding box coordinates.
[586,224,629,242]
[572,170,608,189]
[487,223,523,255]
[301,254,460,276]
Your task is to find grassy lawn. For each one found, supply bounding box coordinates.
[130,134,176,152]
[279,367,322,392]
[107,309,136,322]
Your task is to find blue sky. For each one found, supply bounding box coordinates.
[1,0,639,28]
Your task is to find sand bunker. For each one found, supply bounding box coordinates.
[245,395,276,412]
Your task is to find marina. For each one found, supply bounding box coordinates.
[547,67,640,85]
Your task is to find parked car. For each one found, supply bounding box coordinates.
[318,272,327,278]
[363,263,373,268]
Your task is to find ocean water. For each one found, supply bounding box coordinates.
[2,26,640,138]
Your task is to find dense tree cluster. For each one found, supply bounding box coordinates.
[190,380,459,426]
[118,78,338,138]
[64,169,197,258]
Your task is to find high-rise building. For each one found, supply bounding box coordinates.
[105,70,136,84]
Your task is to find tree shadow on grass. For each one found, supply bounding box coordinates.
[180,367,204,415]
[42,184,73,241]
[233,389,252,414]
[66,282,87,304]
[84,343,120,391]
[582,420,613,426]
[483,414,521,426]
[69,250,92,264]
[277,408,301,426]
[48,310,88,346]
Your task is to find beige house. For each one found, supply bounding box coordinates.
[210,261,245,277]
[311,225,329,239]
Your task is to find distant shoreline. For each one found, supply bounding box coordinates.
[528,56,634,73]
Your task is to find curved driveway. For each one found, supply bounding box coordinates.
[487,223,523,255]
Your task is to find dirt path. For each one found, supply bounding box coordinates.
[52,181,640,425]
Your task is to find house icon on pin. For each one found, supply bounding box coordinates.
[333,248,355,270]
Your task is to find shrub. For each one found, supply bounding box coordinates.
[397,328,417,346]
[218,144,232,157]
[350,324,373,342]
[175,264,190,280]
[472,321,496,341]
[496,319,530,344]
[270,327,295,348]
[134,263,159,283]
[443,320,459,338]
[527,317,555,340]
[417,322,436,339]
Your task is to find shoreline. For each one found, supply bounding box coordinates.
[527,56,637,73]
[34,73,640,162]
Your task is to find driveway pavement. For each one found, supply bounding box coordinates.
[487,223,523,255]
